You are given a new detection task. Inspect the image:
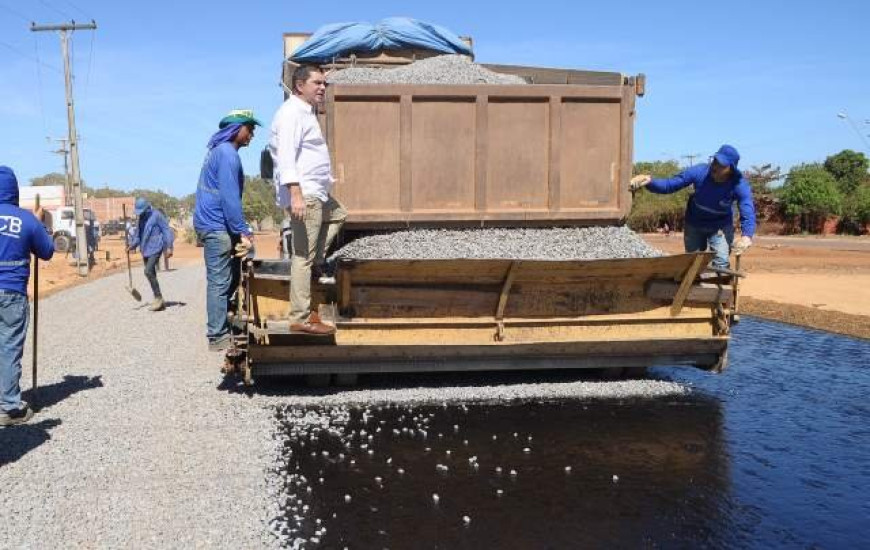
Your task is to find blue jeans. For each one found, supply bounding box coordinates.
[198,231,240,342]
[684,223,734,269]
[143,254,163,299]
[0,291,29,413]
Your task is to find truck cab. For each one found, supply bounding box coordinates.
[50,206,100,252]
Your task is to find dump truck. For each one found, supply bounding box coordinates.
[224,32,741,385]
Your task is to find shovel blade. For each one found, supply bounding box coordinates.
[127,286,143,302]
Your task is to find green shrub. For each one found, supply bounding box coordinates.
[780,163,843,231]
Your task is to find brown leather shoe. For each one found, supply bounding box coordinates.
[290,321,336,336]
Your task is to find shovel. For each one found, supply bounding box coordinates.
[122,204,142,302]
[32,194,43,406]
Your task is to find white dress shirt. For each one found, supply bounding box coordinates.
[268,94,334,208]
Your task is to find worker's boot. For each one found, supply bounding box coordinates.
[149,297,165,312]
[290,312,336,335]
[0,404,34,426]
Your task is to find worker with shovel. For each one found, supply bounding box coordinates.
[0,166,54,427]
[630,144,756,269]
[127,197,174,311]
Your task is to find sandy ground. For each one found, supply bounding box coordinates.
[32,231,870,339]
[29,230,204,300]
[643,233,870,339]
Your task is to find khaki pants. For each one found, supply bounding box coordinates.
[289,195,347,323]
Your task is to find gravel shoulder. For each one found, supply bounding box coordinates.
[0,266,276,549]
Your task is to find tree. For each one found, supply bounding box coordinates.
[129,188,182,220]
[743,164,782,195]
[823,149,869,196]
[780,163,842,231]
[29,172,67,187]
[628,160,690,232]
[849,184,870,225]
[179,193,196,216]
[90,185,129,198]
[242,177,283,224]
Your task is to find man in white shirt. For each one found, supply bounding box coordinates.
[269,65,346,335]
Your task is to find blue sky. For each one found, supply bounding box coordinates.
[2,0,868,196]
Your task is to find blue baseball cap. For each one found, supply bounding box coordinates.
[713,145,740,169]
[134,197,150,215]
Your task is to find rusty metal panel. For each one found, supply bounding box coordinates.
[326,84,636,227]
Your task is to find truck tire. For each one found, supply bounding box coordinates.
[53,234,72,253]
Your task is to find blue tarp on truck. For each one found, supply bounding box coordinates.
[290,17,472,63]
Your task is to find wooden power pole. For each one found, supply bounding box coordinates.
[31,20,97,276]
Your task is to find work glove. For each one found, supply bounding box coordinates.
[629,174,651,193]
[733,235,752,256]
[234,236,253,258]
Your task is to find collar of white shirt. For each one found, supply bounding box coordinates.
[289,94,316,114]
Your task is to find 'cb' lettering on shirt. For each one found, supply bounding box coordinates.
[0,215,23,238]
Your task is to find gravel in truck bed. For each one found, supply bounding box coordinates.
[326,54,527,85]
[333,226,663,261]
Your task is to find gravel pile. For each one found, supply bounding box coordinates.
[0,265,686,548]
[327,54,527,85]
[334,226,663,261]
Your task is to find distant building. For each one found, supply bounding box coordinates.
[84,197,136,222]
[19,185,65,210]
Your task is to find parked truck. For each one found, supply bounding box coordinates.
[224,31,740,385]
[50,206,100,253]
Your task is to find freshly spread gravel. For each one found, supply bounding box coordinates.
[334,226,663,261]
[327,54,527,85]
[0,264,687,548]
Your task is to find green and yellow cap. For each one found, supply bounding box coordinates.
[218,109,262,129]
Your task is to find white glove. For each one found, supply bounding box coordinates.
[234,236,253,258]
[733,235,752,255]
[630,175,651,193]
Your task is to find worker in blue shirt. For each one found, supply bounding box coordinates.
[630,144,756,269]
[194,109,259,351]
[127,197,175,311]
[0,166,54,426]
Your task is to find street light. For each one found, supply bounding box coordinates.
[836,111,870,150]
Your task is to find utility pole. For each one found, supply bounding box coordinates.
[49,137,72,205]
[31,20,97,276]
[681,153,702,167]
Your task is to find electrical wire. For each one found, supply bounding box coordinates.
[33,36,51,139]
[0,2,32,22]
[83,28,95,101]
[59,0,91,19]
[38,0,72,19]
[0,39,61,72]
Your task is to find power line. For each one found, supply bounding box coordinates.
[33,37,50,139]
[83,25,95,99]
[58,0,92,19]
[0,2,32,22]
[0,39,61,72]
[38,0,72,19]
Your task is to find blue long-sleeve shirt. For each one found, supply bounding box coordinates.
[129,207,174,258]
[0,176,55,295]
[648,163,756,237]
[193,141,250,236]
